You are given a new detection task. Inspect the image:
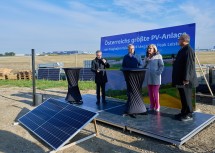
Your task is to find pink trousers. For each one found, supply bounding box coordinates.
[147,85,160,110]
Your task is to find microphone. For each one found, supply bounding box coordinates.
[101,58,106,63]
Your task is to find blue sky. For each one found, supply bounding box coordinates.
[0,0,215,54]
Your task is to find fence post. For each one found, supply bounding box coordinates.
[32,49,36,106]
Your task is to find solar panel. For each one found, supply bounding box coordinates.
[18,98,98,151]
[79,68,95,81]
[37,68,60,81]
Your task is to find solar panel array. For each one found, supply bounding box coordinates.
[79,68,95,81]
[18,98,98,151]
[37,68,60,81]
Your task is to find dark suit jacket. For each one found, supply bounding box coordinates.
[91,58,110,84]
[122,53,143,68]
[172,44,198,88]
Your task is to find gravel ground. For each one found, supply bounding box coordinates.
[0,87,215,153]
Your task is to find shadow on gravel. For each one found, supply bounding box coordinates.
[73,132,141,153]
[11,92,32,99]
[43,89,67,95]
[0,130,46,153]
[14,107,30,122]
[9,92,65,105]
[0,94,32,105]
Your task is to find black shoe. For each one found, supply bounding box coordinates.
[129,114,136,118]
[68,101,75,104]
[179,115,193,121]
[122,113,128,117]
[174,113,183,119]
[122,112,136,118]
[187,113,193,117]
[96,101,100,105]
[76,100,83,105]
[102,100,107,104]
[139,112,148,115]
[122,111,128,117]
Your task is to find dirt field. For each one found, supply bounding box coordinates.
[0,87,215,153]
[0,54,95,72]
[0,52,214,72]
[196,51,215,64]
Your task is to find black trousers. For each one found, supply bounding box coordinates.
[96,83,106,101]
[178,87,193,115]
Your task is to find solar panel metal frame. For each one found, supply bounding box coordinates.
[18,98,98,152]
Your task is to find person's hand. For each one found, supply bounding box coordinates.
[97,69,100,73]
[146,57,150,62]
[172,59,175,64]
[183,80,189,85]
[102,59,106,63]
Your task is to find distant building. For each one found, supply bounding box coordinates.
[39,50,94,55]
[16,54,25,56]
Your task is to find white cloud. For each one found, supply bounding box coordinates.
[113,0,215,49]
[178,1,215,49]
[113,0,175,19]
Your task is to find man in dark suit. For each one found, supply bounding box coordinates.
[91,50,110,104]
[172,33,198,121]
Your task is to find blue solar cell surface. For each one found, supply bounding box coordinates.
[18,98,98,150]
[79,68,95,81]
[37,68,60,81]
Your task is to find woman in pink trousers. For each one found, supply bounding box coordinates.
[144,44,164,112]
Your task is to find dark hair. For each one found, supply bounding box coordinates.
[96,50,102,54]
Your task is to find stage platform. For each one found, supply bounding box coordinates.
[58,94,215,146]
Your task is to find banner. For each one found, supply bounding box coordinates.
[101,23,195,57]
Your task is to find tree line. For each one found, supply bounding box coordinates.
[0,52,15,56]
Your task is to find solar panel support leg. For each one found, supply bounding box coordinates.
[93,119,99,136]
[13,122,20,126]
